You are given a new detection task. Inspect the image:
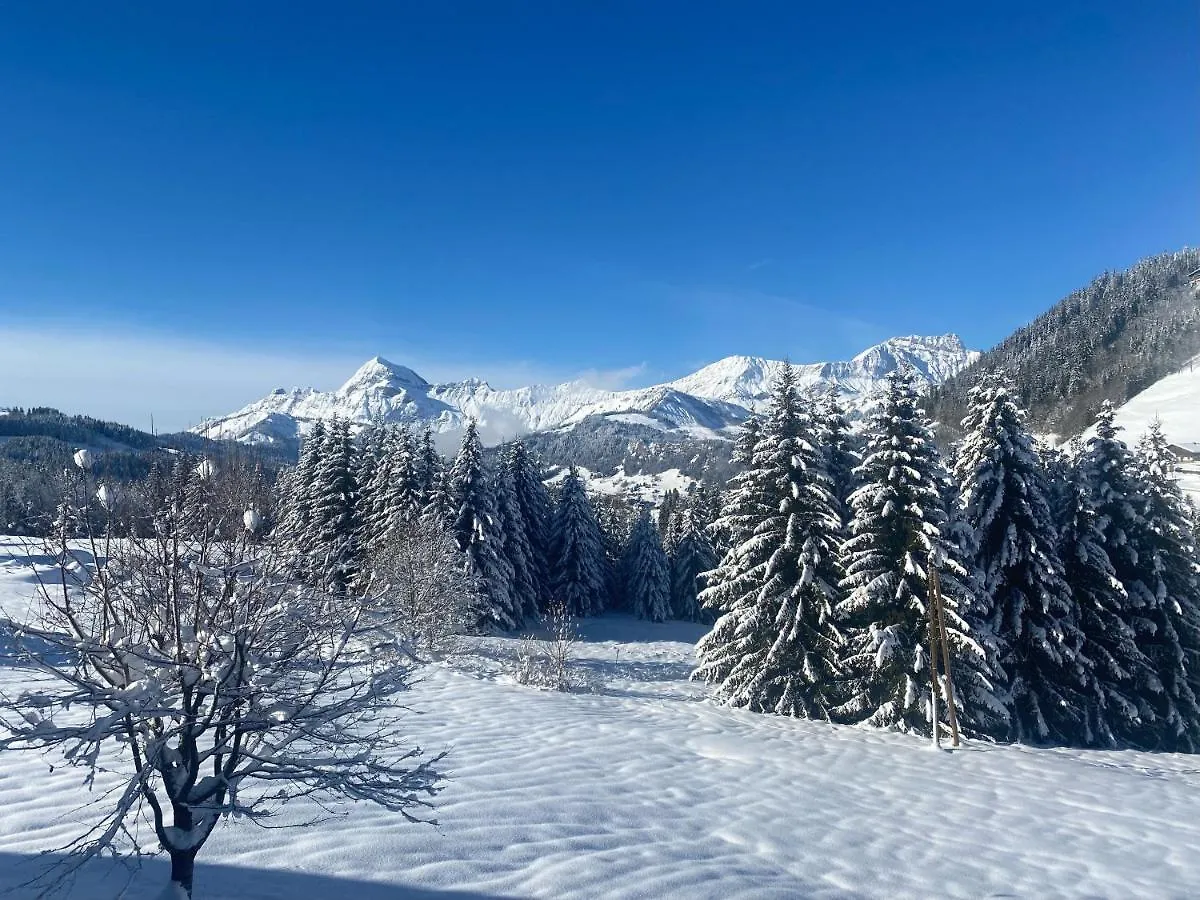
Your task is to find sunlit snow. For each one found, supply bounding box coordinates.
[1,540,1197,898]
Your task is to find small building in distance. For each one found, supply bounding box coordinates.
[1169,442,1200,462]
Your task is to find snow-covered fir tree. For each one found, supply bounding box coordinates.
[550,466,609,617]
[309,417,364,594]
[624,508,673,622]
[1078,402,1180,748]
[837,368,1006,737]
[505,440,554,613]
[670,505,718,622]
[657,489,684,557]
[417,425,442,505]
[814,389,859,528]
[1132,420,1200,751]
[420,464,455,533]
[448,420,519,630]
[381,427,429,540]
[707,415,765,559]
[955,374,1092,744]
[494,463,539,625]
[1058,457,1149,746]
[594,493,637,612]
[352,423,387,549]
[277,419,327,577]
[694,363,846,719]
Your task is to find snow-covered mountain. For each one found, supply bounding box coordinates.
[195,334,979,451]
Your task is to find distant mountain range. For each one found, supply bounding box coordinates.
[195,334,980,451]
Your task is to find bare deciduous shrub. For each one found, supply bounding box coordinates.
[0,476,442,899]
[368,520,479,658]
[513,599,581,692]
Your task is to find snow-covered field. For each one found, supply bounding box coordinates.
[2,540,1200,899]
[1107,356,1200,448]
[547,465,697,507]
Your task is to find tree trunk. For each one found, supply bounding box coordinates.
[168,849,197,899]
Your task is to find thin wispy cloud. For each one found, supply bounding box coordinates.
[566,363,651,392]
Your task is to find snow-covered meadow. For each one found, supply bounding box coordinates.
[1,539,1198,899]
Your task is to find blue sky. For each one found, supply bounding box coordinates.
[1,1,1196,429]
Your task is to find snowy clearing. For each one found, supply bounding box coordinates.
[1,540,1198,899]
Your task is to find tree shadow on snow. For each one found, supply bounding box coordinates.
[0,852,512,900]
[461,636,696,688]
[571,655,697,686]
[573,613,709,646]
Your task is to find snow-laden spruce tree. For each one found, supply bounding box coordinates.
[1057,457,1149,745]
[309,417,365,594]
[550,467,609,617]
[623,509,673,622]
[1132,420,1200,751]
[694,363,846,719]
[706,415,766,559]
[1077,402,1177,747]
[954,374,1093,744]
[836,368,1006,737]
[505,441,554,613]
[352,423,387,550]
[448,420,518,630]
[376,427,429,547]
[420,465,455,533]
[594,493,637,612]
[276,419,327,579]
[0,470,441,899]
[670,505,718,622]
[494,463,540,626]
[416,426,443,506]
[814,389,859,528]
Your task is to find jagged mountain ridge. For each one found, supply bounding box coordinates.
[196,333,979,451]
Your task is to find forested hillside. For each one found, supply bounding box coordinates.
[514,416,737,487]
[0,407,285,533]
[929,249,1200,439]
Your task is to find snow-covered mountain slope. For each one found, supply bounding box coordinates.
[1073,354,1200,502]
[668,333,979,410]
[547,465,698,508]
[1095,355,1200,450]
[196,334,977,450]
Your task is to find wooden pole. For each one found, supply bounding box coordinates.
[928,561,941,748]
[930,564,962,747]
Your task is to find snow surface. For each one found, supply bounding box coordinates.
[1075,354,1200,502]
[3,538,1199,899]
[194,335,978,449]
[1077,356,1200,450]
[546,465,697,507]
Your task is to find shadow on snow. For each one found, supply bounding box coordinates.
[0,853,510,900]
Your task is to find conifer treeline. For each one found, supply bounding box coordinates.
[273,418,721,631]
[696,364,1200,751]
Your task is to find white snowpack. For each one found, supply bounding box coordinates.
[1,539,1198,899]
[1074,354,1200,502]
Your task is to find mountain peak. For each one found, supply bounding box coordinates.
[341,356,430,392]
[196,334,977,450]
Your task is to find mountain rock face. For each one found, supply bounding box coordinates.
[196,334,978,451]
